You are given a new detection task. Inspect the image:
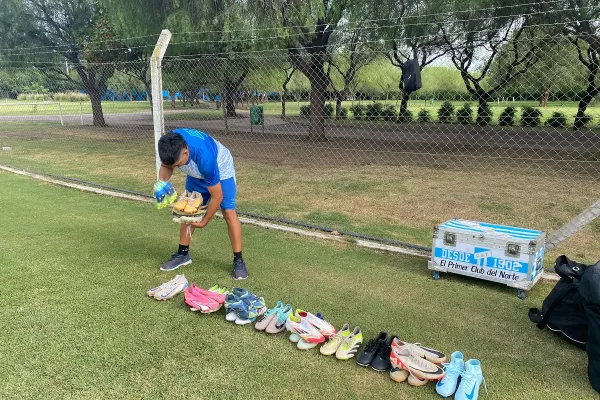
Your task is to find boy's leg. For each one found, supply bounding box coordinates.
[222,210,242,253]
[159,177,207,271]
[220,177,248,279]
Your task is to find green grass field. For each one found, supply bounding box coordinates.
[0,171,597,399]
[0,99,153,116]
[1,122,599,264]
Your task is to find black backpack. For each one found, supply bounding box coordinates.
[528,255,588,349]
[529,255,600,394]
[580,261,600,393]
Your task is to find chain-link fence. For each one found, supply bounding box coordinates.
[1,26,599,264]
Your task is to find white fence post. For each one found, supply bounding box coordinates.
[546,199,600,252]
[58,102,64,126]
[150,29,172,180]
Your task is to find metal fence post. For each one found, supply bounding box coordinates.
[150,29,172,180]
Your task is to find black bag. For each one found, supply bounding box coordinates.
[401,59,422,94]
[580,261,600,394]
[528,255,588,349]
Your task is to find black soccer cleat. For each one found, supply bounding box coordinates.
[356,331,388,367]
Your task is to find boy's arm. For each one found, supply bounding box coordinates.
[190,183,222,228]
[158,164,174,182]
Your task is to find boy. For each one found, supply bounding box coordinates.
[155,128,248,280]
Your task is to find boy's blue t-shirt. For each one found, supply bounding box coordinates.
[172,128,234,187]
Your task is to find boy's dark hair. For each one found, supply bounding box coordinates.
[158,131,187,166]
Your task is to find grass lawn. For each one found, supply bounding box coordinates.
[0,171,597,399]
[0,100,157,116]
[1,123,599,264]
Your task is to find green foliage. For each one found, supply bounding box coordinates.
[324,103,334,118]
[456,104,473,124]
[365,103,384,121]
[437,101,455,123]
[381,105,397,122]
[417,109,432,123]
[300,105,310,117]
[397,109,414,123]
[476,102,493,126]
[520,106,542,127]
[350,104,365,120]
[498,107,517,126]
[16,93,52,101]
[546,112,567,128]
[53,92,89,102]
[339,107,348,119]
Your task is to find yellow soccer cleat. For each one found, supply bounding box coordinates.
[173,190,191,212]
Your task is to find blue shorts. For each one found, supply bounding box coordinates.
[185,176,237,210]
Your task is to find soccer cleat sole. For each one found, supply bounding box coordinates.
[407,375,429,387]
[159,259,192,271]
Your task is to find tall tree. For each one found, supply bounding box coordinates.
[376,0,448,116]
[557,0,600,129]
[257,0,351,141]
[1,1,129,127]
[440,0,543,125]
[328,23,376,118]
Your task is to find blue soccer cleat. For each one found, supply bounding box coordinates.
[436,351,465,397]
[455,359,487,400]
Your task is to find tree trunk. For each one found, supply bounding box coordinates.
[399,88,410,116]
[574,63,599,130]
[224,81,237,117]
[89,89,107,127]
[308,77,327,141]
[335,95,343,119]
[574,88,598,130]
[145,83,153,115]
[281,90,287,119]
[476,92,492,126]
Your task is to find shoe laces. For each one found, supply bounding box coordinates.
[276,305,291,325]
[441,361,464,379]
[459,370,488,394]
[364,338,378,352]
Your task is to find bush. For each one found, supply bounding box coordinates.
[339,107,348,119]
[456,103,473,124]
[381,105,397,122]
[476,102,493,126]
[53,92,89,102]
[300,105,310,117]
[575,114,594,128]
[350,104,365,120]
[437,101,455,123]
[17,93,53,101]
[324,103,334,118]
[365,103,384,121]
[418,109,432,123]
[397,109,413,123]
[546,112,567,128]
[521,106,542,127]
[498,107,517,126]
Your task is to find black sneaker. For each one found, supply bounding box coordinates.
[356,331,388,367]
[371,334,397,372]
[159,253,192,271]
[233,258,248,280]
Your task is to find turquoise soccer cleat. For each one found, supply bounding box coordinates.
[436,351,465,397]
[455,359,487,400]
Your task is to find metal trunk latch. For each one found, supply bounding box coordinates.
[444,232,456,246]
[506,243,521,258]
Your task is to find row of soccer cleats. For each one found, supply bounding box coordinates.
[147,279,485,399]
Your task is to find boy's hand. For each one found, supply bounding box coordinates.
[185,219,207,228]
